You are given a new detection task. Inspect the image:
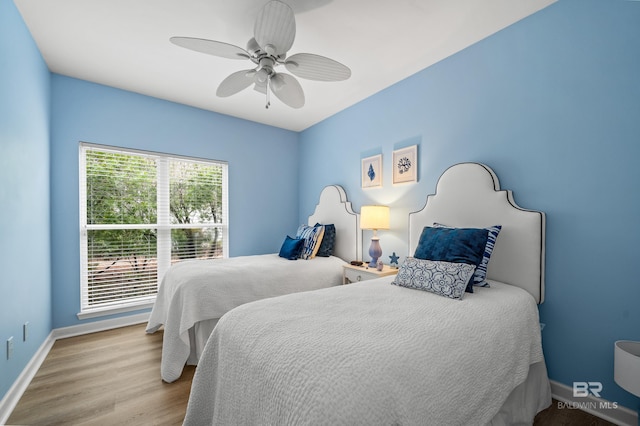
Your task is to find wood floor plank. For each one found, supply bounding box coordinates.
[7,323,615,425]
[7,324,194,426]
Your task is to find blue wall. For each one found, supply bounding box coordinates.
[50,75,299,328]
[0,0,52,399]
[299,0,640,411]
[2,0,639,415]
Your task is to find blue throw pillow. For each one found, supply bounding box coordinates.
[391,258,476,300]
[278,236,304,260]
[433,223,502,287]
[413,226,489,293]
[315,223,336,257]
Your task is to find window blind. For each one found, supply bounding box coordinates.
[79,143,228,316]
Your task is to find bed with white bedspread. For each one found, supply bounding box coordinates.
[146,185,361,383]
[183,162,551,425]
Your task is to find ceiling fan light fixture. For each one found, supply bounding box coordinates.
[256,68,270,84]
[169,0,350,109]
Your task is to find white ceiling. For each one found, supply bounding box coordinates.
[14,0,556,132]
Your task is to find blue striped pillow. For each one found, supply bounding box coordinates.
[296,224,325,260]
[433,223,501,287]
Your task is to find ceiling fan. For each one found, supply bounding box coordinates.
[170,0,351,109]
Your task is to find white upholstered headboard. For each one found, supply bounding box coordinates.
[409,163,546,303]
[308,185,362,263]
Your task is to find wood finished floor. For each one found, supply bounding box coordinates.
[7,323,616,426]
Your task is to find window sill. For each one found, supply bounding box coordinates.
[77,300,155,320]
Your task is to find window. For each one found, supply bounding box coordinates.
[79,143,228,318]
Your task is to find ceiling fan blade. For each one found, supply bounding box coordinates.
[270,73,305,109]
[170,37,250,60]
[254,1,296,56]
[285,53,351,81]
[216,69,256,97]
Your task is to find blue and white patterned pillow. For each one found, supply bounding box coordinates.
[296,224,325,260]
[433,223,501,287]
[391,257,476,300]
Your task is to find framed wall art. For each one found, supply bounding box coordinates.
[392,145,418,184]
[361,154,382,189]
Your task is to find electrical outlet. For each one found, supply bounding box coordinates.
[23,322,29,342]
[7,337,13,360]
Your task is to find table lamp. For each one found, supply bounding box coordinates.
[360,205,390,268]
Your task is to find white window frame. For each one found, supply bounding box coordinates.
[78,142,228,319]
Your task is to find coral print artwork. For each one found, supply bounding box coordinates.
[393,145,418,184]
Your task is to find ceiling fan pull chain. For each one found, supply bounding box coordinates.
[266,74,271,109]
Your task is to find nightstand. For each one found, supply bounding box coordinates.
[342,263,398,284]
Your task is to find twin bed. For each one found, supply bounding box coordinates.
[146,184,362,382]
[181,162,551,425]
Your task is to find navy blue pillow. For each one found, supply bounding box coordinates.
[278,236,304,260]
[413,227,489,293]
[315,223,336,257]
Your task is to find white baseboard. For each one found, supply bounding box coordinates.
[550,380,638,426]
[0,332,55,426]
[0,312,150,425]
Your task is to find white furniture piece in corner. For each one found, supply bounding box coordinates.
[614,340,640,424]
[342,263,397,285]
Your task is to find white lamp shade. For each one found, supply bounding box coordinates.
[614,340,640,397]
[360,205,390,230]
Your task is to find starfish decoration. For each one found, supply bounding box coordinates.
[389,252,399,266]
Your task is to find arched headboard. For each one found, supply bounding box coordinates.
[308,185,362,263]
[409,163,546,303]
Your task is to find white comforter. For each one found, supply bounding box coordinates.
[146,254,345,382]
[184,277,545,426]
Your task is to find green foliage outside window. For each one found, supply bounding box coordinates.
[82,147,226,308]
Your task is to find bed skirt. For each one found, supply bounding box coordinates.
[489,360,551,425]
[186,318,219,366]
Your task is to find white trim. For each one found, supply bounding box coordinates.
[550,380,638,426]
[0,312,150,424]
[79,141,228,166]
[76,301,154,320]
[0,332,55,426]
